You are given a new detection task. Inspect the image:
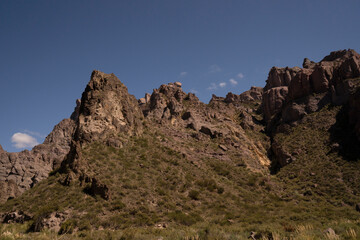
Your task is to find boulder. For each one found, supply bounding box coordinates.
[199,125,223,138]
[182,111,193,120]
[303,58,316,69]
[30,212,68,233]
[89,177,111,200]
[271,140,294,167]
[138,98,146,105]
[219,144,228,151]
[324,228,336,236]
[2,211,31,224]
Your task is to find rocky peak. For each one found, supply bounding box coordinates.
[321,49,359,62]
[262,49,360,123]
[223,87,263,105]
[141,82,199,121]
[264,66,301,90]
[76,70,143,143]
[303,58,316,69]
[157,82,185,99]
[70,99,81,121]
[209,94,225,104]
[61,71,146,199]
[239,86,263,102]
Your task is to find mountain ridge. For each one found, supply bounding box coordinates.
[1,49,360,239]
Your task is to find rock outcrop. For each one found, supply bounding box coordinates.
[60,71,145,200]
[224,87,263,105]
[139,83,270,172]
[0,70,144,203]
[263,49,360,168]
[140,82,190,121]
[0,117,76,203]
[264,66,301,90]
[76,70,143,143]
[262,49,360,123]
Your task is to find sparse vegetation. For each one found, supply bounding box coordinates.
[2,65,360,239]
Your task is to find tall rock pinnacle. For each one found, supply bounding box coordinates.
[76,70,143,143]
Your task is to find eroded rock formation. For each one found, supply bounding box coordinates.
[76,70,143,143]
[263,49,360,168]
[0,118,76,203]
[263,49,360,124]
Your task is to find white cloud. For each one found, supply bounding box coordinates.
[237,73,244,79]
[23,130,45,138]
[190,89,198,94]
[207,83,218,90]
[11,133,39,149]
[229,78,238,85]
[209,64,222,73]
[219,82,226,88]
[180,72,187,77]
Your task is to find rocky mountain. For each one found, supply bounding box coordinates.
[263,49,360,168]
[0,116,77,203]
[263,49,360,124]
[1,49,360,239]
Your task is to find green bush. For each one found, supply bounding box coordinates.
[168,211,203,226]
[188,190,200,200]
[58,219,77,234]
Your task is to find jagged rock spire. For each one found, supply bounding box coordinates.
[75,70,143,143]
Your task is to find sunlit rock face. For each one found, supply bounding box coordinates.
[76,70,143,143]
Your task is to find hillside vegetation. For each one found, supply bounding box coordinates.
[1,104,360,239]
[1,50,360,239]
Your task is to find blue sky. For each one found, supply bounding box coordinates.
[1,0,360,152]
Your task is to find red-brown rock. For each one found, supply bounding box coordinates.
[263,49,360,123]
[263,87,288,121]
[264,67,301,90]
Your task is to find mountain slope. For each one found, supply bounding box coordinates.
[1,49,360,239]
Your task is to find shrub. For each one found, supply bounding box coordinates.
[58,219,77,234]
[188,190,200,200]
[168,211,202,226]
[196,179,217,192]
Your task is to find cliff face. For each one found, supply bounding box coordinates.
[0,118,76,203]
[263,49,360,124]
[76,70,143,144]
[261,49,360,168]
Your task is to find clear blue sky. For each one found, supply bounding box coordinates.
[1,0,359,152]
